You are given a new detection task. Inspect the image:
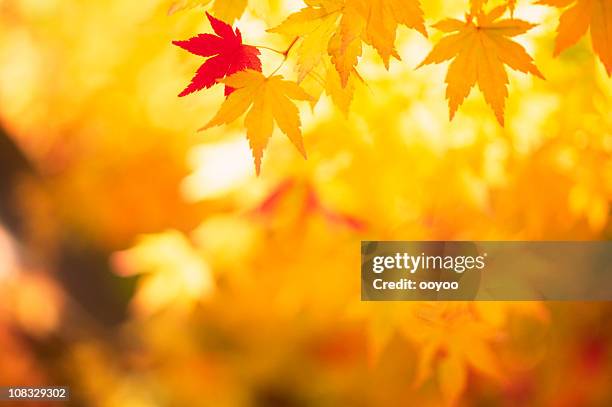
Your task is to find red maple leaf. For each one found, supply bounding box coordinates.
[173,12,262,97]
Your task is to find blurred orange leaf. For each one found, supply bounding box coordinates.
[539,0,612,75]
[438,354,467,406]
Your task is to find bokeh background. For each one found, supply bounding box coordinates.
[0,0,611,405]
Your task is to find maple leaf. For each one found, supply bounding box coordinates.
[438,353,467,406]
[168,0,210,16]
[471,0,488,14]
[297,54,364,115]
[203,70,314,174]
[269,0,343,83]
[211,0,248,23]
[324,64,363,115]
[173,12,262,97]
[539,0,612,76]
[471,1,517,16]
[410,304,507,405]
[269,0,426,88]
[168,0,248,23]
[418,6,544,125]
[508,0,517,14]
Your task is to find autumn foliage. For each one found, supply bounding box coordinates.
[173,0,612,173]
[0,0,611,406]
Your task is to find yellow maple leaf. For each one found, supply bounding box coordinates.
[328,2,365,86]
[293,55,363,115]
[471,0,488,14]
[270,0,426,87]
[203,70,313,174]
[471,0,518,15]
[269,1,343,83]
[324,64,363,115]
[539,0,612,76]
[168,0,247,22]
[418,6,544,125]
[356,0,428,66]
[167,0,209,16]
[212,0,248,23]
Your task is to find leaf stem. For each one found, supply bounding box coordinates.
[268,36,300,77]
[251,45,286,55]
[282,36,300,57]
[251,36,300,57]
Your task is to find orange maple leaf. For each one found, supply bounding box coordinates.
[418,6,544,125]
[539,0,612,76]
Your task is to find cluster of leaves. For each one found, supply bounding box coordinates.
[2,1,610,404]
[172,0,611,173]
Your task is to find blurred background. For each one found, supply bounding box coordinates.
[0,0,611,405]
